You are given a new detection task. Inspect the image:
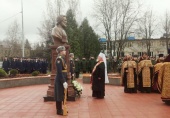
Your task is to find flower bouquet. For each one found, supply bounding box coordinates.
[72,80,83,97]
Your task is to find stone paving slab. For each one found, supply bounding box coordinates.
[0,79,170,118]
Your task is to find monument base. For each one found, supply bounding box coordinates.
[43,96,55,102]
[67,96,76,101]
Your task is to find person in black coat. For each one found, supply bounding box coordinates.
[69,53,75,80]
[2,56,10,73]
[74,58,80,78]
[91,53,106,99]
[89,56,96,73]
[54,46,68,115]
[18,58,25,74]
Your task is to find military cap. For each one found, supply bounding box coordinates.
[69,53,74,57]
[159,54,164,57]
[56,46,65,53]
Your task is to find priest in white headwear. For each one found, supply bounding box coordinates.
[91,52,109,99]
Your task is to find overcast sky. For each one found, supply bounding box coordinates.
[0,0,170,45]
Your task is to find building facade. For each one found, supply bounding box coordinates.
[100,38,170,57]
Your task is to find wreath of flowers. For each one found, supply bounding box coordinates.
[72,80,83,97]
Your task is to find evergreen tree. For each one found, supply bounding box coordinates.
[79,18,100,59]
[66,9,81,58]
[25,39,31,50]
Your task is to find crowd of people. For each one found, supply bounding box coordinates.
[2,57,48,74]
[120,50,170,104]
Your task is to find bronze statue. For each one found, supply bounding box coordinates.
[52,15,68,46]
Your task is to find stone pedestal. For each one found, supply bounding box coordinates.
[44,45,76,102]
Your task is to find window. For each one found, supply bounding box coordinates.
[127,42,132,47]
[160,41,165,46]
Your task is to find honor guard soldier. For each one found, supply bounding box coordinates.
[69,53,75,80]
[54,46,68,115]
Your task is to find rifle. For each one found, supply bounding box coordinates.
[63,89,68,116]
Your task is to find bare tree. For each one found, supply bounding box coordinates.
[116,0,141,58]
[3,20,22,57]
[162,11,170,54]
[93,0,117,58]
[93,0,141,59]
[137,9,158,55]
[67,0,80,17]
[38,0,66,43]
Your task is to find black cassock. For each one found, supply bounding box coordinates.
[92,61,105,98]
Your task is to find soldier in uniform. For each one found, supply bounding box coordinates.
[89,56,96,73]
[54,46,68,115]
[81,57,87,73]
[74,58,80,78]
[25,58,32,74]
[112,57,118,72]
[18,58,25,74]
[10,57,17,70]
[106,57,112,73]
[69,53,75,80]
[2,56,10,73]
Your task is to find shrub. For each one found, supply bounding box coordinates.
[0,68,7,78]
[32,71,40,76]
[9,69,18,77]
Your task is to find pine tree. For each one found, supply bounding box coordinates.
[66,9,81,58]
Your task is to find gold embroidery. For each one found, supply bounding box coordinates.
[138,60,153,87]
[142,67,151,87]
[159,62,170,99]
[92,61,103,73]
[121,61,137,86]
[127,67,135,88]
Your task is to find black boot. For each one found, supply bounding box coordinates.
[56,101,63,115]
[57,109,63,115]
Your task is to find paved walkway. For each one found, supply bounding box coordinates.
[0,78,170,118]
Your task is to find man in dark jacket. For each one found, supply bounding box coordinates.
[2,56,10,73]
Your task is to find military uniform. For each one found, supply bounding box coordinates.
[69,53,75,80]
[74,58,80,78]
[81,58,87,73]
[89,57,96,73]
[54,46,68,115]
[2,57,10,73]
[54,55,67,115]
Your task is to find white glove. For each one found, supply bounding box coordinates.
[63,82,68,89]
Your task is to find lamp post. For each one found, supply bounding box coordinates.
[21,0,25,57]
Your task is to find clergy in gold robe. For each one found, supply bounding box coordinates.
[121,54,137,93]
[152,54,164,93]
[158,49,170,104]
[138,52,153,93]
